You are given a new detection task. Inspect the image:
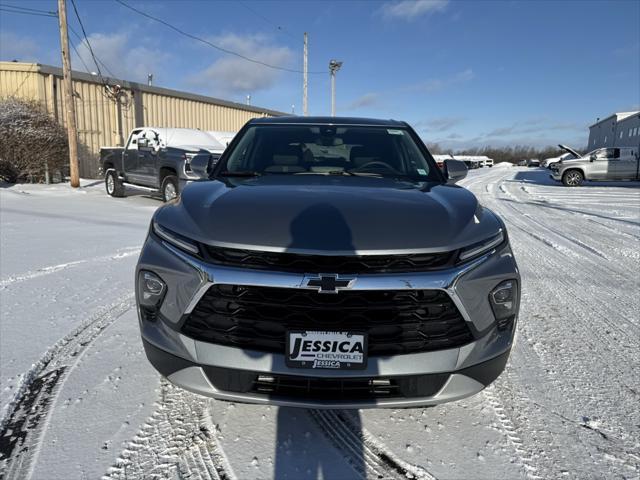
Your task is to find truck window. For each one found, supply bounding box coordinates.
[126,129,143,150]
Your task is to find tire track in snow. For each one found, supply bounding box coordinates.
[482,386,542,480]
[0,247,140,289]
[471,168,640,477]
[308,409,436,479]
[0,297,135,479]
[104,381,234,480]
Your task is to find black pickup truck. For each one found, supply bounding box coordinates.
[101,127,224,201]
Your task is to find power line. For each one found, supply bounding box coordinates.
[68,0,105,81]
[67,25,117,78]
[0,3,57,15]
[238,1,298,42]
[0,6,57,18]
[114,0,325,75]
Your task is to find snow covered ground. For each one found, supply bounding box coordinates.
[1,168,639,479]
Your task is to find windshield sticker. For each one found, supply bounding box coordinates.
[417,169,427,176]
[387,129,404,135]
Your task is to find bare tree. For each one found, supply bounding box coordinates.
[0,98,69,183]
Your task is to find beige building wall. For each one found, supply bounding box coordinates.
[1,62,283,178]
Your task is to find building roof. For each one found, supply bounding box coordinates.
[0,61,286,117]
[589,111,640,128]
[249,116,407,126]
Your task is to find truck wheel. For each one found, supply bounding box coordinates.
[562,170,584,187]
[105,169,125,197]
[161,175,179,202]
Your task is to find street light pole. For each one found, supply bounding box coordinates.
[329,59,342,117]
[303,32,308,116]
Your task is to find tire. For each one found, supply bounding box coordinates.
[105,169,125,197]
[161,175,179,202]
[562,169,584,187]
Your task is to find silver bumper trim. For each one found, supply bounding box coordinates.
[166,366,486,409]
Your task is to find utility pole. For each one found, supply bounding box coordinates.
[57,0,80,188]
[303,32,308,116]
[329,59,342,117]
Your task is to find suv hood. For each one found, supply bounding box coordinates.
[155,176,503,254]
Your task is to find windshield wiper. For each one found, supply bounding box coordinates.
[293,170,356,176]
[218,170,262,177]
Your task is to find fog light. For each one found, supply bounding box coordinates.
[138,271,166,307]
[489,280,518,329]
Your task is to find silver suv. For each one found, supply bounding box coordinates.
[550,145,640,186]
[135,117,520,408]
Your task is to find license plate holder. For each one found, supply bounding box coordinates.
[286,331,367,370]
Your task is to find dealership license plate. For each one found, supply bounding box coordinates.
[286,331,367,370]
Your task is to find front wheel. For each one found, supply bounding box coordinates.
[105,169,125,197]
[562,169,584,187]
[161,175,179,202]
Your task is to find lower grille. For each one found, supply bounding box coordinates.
[182,285,473,356]
[203,366,450,400]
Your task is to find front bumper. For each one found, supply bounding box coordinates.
[136,233,520,408]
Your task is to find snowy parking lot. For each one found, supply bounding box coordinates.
[1,167,639,479]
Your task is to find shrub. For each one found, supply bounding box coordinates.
[0,97,69,183]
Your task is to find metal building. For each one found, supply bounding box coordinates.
[0,62,284,177]
[588,111,640,150]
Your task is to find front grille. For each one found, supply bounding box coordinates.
[203,366,450,400]
[182,285,473,356]
[200,245,456,273]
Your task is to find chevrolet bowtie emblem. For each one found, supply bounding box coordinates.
[304,274,355,294]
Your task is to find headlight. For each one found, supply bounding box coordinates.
[458,230,504,262]
[489,280,518,329]
[153,221,200,255]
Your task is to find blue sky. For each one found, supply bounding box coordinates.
[1,0,639,150]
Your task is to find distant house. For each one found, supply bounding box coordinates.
[588,111,640,149]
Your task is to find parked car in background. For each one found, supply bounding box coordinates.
[432,154,453,170]
[206,130,237,148]
[544,145,581,168]
[550,146,640,186]
[517,160,528,166]
[463,160,480,169]
[526,159,541,167]
[137,116,519,408]
[483,158,494,168]
[101,128,224,201]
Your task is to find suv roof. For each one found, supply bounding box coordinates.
[249,116,407,127]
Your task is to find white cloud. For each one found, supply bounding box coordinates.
[72,32,170,83]
[188,34,292,96]
[406,68,475,93]
[0,32,39,62]
[344,93,381,110]
[415,116,465,132]
[380,0,449,21]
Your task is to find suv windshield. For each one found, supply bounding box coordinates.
[215,124,440,181]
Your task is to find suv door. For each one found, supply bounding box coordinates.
[136,129,161,187]
[123,129,143,180]
[613,148,639,179]
[587,148,616,180]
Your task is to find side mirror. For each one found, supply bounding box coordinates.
[189,153,211,179]
[590,154,596,162]
[444,159,468,184]
[138,138,152,151]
